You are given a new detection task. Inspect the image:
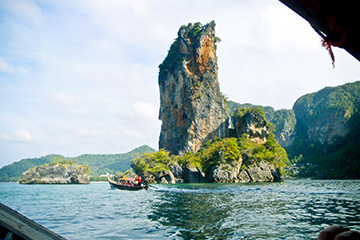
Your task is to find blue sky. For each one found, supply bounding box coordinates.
[1,0,359,168]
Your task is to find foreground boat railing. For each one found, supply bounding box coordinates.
[0,203,66,240]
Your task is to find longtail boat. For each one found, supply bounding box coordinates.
[108,177,148,191]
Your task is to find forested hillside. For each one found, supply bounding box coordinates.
[0,145,155,182]
[71,145,155,177]
[0,154,62,182]
[287,81,360,179]
[228,80,360,179]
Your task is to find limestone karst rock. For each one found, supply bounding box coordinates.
[232,111,270,145]
[158,21,229,155]
[19,162,90,184]
[136,21,287,184]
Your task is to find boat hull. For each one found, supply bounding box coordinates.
[108,179,148,191]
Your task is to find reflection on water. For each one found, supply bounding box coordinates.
[148,181,360,239]
[0,180,359,239]
[149,185,235,239]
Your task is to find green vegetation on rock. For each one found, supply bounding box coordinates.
[131,149,172,175]
[286,81,360,179]
[227,101,296,147]
[158,21,221,75]
[132,107,288,180]
[0,154,63,182]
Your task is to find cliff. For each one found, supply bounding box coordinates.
[271,109,296,147]
[19,162,90,184]
[286,81,360,179]
[158,21,229,155]
[290,81,360,148]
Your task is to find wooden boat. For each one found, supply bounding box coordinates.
[0,203,66,240]
[108,177,148,191]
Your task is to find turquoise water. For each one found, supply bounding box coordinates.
[0,180,359,239]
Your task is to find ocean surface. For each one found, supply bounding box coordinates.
[1,180,359,239]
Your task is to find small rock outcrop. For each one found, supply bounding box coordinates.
[19,162,90,184]
[158,21,229,155]
[232,111,269,144]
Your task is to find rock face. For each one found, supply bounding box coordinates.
[19,163,90,184]
[183,165,207,183]
[206,152,281,183]
[142,160,281,184]
[293,92,350,145]
[158,21,229,155]
[271,109,296,148]
[289,82,360,148]
[209,162,281,183]
[232,112,269,144]
[143,165,208,184]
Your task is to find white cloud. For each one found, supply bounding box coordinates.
[73,127,99,139]
[123,128,144,140]
[258,5,320,55]
[98,40,117,52]
[50,92,75,106]
[133,101,159,121]
[0,58,15,74]
[1,129,33,143]
[2,0,43,24]
[0,57,30,76]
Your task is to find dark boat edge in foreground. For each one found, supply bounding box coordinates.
[108,177,148,191]
[0,203,66,240]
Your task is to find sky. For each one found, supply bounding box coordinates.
[1,0,359,168]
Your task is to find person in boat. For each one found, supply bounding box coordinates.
[136,175,142,186]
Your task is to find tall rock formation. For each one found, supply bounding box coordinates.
[158,21,229,155]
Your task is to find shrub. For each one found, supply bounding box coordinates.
[178,152,201,168]
[131,149,172,175]
[199,138,241,174]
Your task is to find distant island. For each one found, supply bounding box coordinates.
[0,145,155,182]
[19,160,90,184]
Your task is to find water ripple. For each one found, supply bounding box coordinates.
[0,180,359,239]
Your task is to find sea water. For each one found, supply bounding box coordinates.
[0,180,359,239]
